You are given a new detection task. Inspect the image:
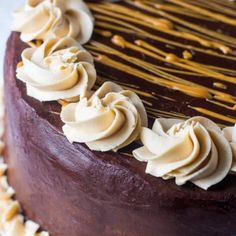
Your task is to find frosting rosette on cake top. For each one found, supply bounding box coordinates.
[16,37,96,101]
[223,125,236,172]
[61,81,148,152]
[12,0,94,44]
[133,117,233,190]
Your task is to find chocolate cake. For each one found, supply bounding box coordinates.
[4,0,236,235]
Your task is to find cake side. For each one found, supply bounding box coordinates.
[5,0,236,235]
[4,32,236,236]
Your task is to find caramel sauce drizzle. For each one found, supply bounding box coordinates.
[167,0,236,26]
[210,0,236,10]
[88,39,236,102]
[151,3,217,21]
[86,0,236,125]
[136,0,235,45]
[189,106,236,123]
[90,2,235,52]
[94,14,236,61]
[129,1,236,50]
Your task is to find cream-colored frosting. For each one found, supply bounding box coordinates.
[0,87,49,236]
[12,0,94,44]
[16,37,96,101]
[61,81,148,152]
[223,125,236,172]
[133,116,233,190]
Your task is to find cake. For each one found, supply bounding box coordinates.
[3,0,236,235]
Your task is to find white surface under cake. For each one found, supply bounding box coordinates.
[0,1,23,79]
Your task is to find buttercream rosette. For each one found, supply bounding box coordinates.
[133,116,233,190]
[16,37,96,101]
[12,0,94,44]
[61,81,148,152]
[223,125,236,172]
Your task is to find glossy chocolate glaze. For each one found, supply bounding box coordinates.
[4,32,236,236]
[85,0,236,126]
[4,0,236,235]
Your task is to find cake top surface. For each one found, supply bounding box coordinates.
[86,0,236,127]
[10,0,236,191]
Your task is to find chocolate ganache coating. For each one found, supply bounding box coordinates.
[4,0,236,235]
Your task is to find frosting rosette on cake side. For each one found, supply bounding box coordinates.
[12,0,94,44]
[133,117,233,190]
[16,37,96,101]
[61,81,148,152]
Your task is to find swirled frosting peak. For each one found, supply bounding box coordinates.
[61,81,148,152]
[223,125,236,172]
[16,37,96,101]
[12,0,94,44]
[133,117,232,190]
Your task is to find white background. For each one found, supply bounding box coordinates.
[0,1,24,78]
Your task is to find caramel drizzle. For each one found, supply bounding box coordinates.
[133,0,235,45]
[189,106,236,123]
[182,0,236,17]
[97,76,186,121]
[87,1,236,124]
[210,0,236,10]
[89,2,236,52]
[166,0,236,26]
[96,76,157,99]
[147,3,217,21]
[87,39,236,102]
[94,14,236,62]
[129,1,236,49]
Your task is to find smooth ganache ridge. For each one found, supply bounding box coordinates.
[12,0,236,195]
[12,0,94,44]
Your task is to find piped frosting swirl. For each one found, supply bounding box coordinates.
[133,116,233,190]
[12,0,94,44]
[16,37,96,101]
[223,125,236,172]
[61,81,148,152]
[12,0,236,192]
